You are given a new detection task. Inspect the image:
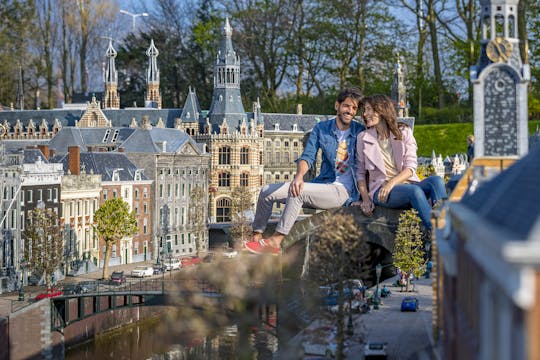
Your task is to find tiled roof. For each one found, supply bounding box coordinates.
[261,113,336,132]
[49,126,198,155]
[23,148,48,164]
[53,152,149,181]
[0,108,183,128]
[461,146,540,240]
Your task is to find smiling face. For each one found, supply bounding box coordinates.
[363,103,381,128]
[335,97,359,130]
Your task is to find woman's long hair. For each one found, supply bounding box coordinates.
[363,94,402,140]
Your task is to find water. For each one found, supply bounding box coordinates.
[65,307,281,360]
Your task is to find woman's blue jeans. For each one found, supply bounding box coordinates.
[373,176,447,230]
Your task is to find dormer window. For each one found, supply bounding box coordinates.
[112,169,122,181]
[293,123,298,131]
[111,129,119,142]
[134,169,143,181]
[103,129,111,142]
[274,123,280,131]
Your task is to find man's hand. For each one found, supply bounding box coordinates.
[289,175,304,197]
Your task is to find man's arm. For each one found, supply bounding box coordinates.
[290,159,310,197]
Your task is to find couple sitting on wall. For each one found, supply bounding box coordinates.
[243,88,447,255]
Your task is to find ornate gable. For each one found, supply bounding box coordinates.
[178,142,200,155]
[77,95,111,128]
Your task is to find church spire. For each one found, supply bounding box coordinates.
[103,39,120,109]
[145,39,162,108]
[391,54,408,117]
[207,17,245,132]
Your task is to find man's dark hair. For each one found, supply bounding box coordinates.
[336,87,363,105]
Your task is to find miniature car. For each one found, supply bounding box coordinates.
[164,258,181,271]
[400,297,419,312]
[181,256,202,267]
[364,341,388,359]
[35,288,63,300]
[110,271,126,285]
[131,265,154,278]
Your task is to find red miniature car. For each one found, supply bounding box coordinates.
[181,256,202,267]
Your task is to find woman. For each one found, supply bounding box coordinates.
[354,94,446,231]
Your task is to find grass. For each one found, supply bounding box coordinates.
[414,120,540,157]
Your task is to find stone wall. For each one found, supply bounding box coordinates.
[8,300,63,360]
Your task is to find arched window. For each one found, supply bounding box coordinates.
[284,152,290,163]
[218,172,230,187]
[216,197,231,222]
[240,173,249,187]
[240,147,249,164]
[218,146,231,164]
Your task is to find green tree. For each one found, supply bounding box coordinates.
[0,0,35,108]
[229,187,253,247]
[309,213,371,360]
[189,185,207,256]
[94,198,138,279]
[392,209,427,292]
[23,206,63,289]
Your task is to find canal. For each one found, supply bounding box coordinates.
[65,305,283,359]
[66,257,311,359]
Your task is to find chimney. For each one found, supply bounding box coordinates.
[68,146,81,175]
[37,144,49,160]
[296,104,303,115]
[118,147,125,153]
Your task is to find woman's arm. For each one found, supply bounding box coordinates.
[354,133,374,215]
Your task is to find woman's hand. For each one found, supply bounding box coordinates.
[377,180,396,203]
[353,200,374,216]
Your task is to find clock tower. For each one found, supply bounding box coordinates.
[471,0,530,157]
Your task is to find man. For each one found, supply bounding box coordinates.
[244,87,365,255]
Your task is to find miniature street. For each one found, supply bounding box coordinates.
[285,275,436,359]
[353,276,435,359]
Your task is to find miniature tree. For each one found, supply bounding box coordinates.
[23,206,63,289]
[308,212,371,360]
[94,198,138,279]
[392,209,427,292]
[229,187,253,248]
[189,185,207,256]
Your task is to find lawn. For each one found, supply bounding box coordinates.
[414,120,540,157]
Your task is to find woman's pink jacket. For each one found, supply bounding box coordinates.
[355,126,420,199]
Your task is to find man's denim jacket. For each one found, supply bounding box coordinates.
[296,118,365,205]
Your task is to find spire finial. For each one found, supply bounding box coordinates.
[224,17,232,37]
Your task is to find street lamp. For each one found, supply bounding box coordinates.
[18,259,27,301]
[374,263,382,310]
[119,9,149,32]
